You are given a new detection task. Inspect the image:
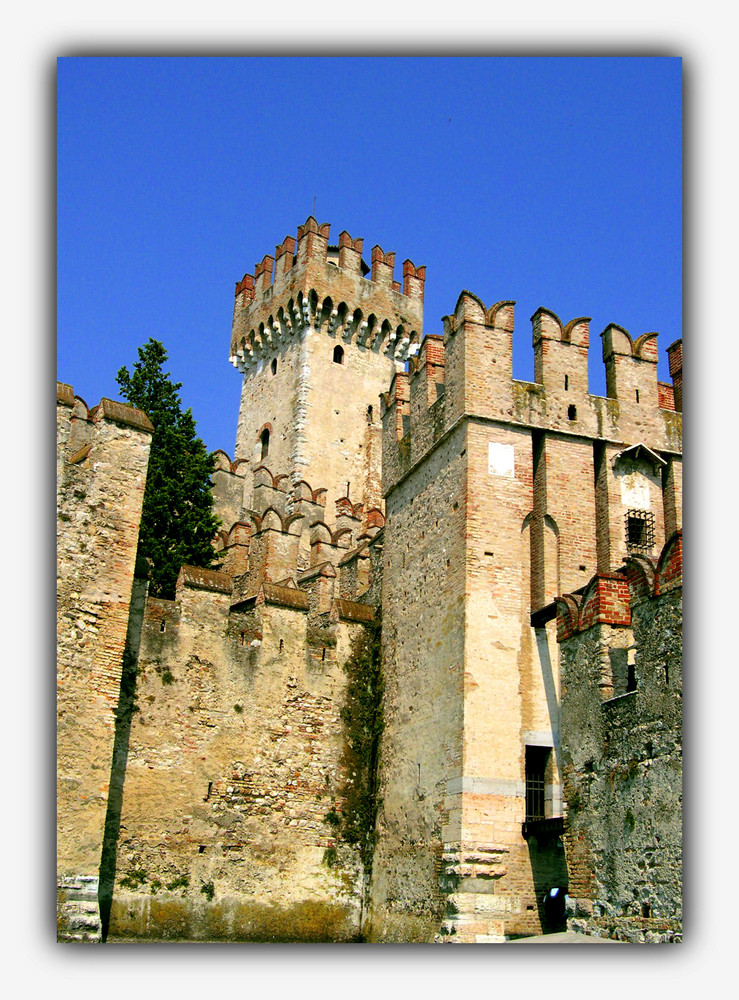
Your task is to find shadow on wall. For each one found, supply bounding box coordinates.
[98,572,148,940]
[526,833,568,933]
[534,627,561,775]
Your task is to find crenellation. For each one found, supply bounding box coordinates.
[337,230,364,273]
[384,290,680,515]
[403,259,426,301]
[666,338,682,412]
[274,235,297,281]
[371,245,395,286]
[254,253,275,295]
[533,308,591,401]
[602,323,660,408]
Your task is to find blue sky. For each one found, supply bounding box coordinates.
[57,56,681,455]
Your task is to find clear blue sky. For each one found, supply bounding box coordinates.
[57,56,681,455]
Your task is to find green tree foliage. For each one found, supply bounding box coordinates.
[116,338,220,598]
[336,625,384,870]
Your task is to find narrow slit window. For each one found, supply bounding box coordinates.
[271,357,277,376]
[564,374,569,391]
[627,649,637,693]
[260,428,270,461]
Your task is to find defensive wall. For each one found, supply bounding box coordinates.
[556,532,682,943]
[56,384,154,941]
[104,463,382,941]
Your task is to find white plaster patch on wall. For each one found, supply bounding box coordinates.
[619,471,650,509]
[488,442,514,478]
[447,775,525,797]
[522,730,557,747]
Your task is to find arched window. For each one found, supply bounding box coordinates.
[271,357,277,376]
[260,428,270,461]
[333,345,344,365]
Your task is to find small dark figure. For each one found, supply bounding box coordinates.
[543,887,566,930]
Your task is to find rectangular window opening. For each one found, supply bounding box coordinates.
[525,746,550,822]
[625,509,655,552]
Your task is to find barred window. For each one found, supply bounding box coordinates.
[525,746,550,822]
[625,509,654,552]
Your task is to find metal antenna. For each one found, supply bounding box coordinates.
[312,196,316,216]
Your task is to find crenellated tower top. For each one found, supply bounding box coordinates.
[230,216,425,375]
[230,218,425,518]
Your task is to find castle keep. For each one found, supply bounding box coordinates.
[57,217,682,943]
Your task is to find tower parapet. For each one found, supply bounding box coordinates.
[230,216,425,375]
[230,218,425,519]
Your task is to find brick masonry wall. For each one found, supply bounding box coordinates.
[57,385,153,941]
[367,425,467,943]
[448,421,567,941]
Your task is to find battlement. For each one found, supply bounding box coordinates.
[230,217,425,374]
[555,530,682,643]
[210,459,380,608]
[381,292,682,495]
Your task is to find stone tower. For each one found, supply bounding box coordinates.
[229,216,426,515]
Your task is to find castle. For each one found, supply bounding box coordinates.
[57,216,682,943]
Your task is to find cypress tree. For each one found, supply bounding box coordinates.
[116,338,221,598]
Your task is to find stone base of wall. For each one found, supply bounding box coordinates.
[566,896,681,943]
[57,875,102,943]
[107,893,361,943]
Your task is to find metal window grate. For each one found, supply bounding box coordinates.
[525,746,549,821]
[625,509,655,552]
[526,773,545,821]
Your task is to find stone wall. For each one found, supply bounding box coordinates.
[56,384,153,941]
[366,423,467,942]
[557,533,682,942]
[106,463,381,941]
